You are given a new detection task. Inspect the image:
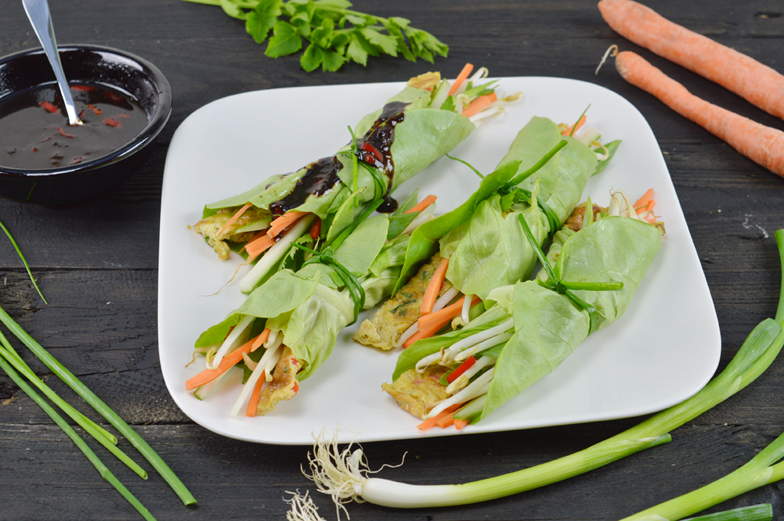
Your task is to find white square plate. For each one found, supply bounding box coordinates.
[158,77,721,445]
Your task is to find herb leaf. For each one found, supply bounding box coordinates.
[246,0,283,43]
[187,0,448,72]
[265,20,304,57]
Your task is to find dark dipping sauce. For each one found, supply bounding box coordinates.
[356,101,407,188]
[269,156,343,216]
[0,83,147,170]
[268,100,408,215]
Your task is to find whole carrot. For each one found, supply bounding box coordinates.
[598,0,784,120]
[615,51,784,178]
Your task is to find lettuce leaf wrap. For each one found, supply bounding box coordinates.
[189,205,417,416]
[356,116,618,351]
[191,70,501,268]
[385,210,662,425]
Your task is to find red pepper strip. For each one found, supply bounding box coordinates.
[56,127,76,139]
[39,101,58,113]
[87,104,102,115]
[70,85,95,91]
[103,118,120,127]
[309,218,321,240]
[446,356,476,384]
[361,142,383,162]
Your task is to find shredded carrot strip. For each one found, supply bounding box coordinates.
[645,214,657,223]
[454,419,470,430]
[562,115,587,136]
[245,371,266,417]
[448,63,474,96]
[421,258,450,316]
[242,229,268,249]
[636,200,655,215]
[437,413,456,429]
[245,234,275,260]
[403,329,428,349]
[419,295,480,330]
[218,203,253,236]
[405,195,437,215]
[251,328,271,352]
[267,211,308,238]
[185,333,261,391]
[634,188,655,208]
[416,403,462,431]
[462,93,498,118]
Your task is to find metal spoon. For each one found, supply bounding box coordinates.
[22,0,82,126]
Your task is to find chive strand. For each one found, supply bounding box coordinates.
[0,306,197,506]
[0,353,156,521]
[0,335,148,479]
[506,140,568,187]
[0,330,116,444]
[0,219,47,304]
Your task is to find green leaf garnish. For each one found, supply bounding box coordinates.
[265,20,303,57]
[185,0,447,72]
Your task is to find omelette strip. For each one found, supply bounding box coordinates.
[353,254,453,350]
[381,366,451,419]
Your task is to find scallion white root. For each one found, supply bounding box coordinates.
[208,314,254,369]
[241,214,315,294]
[425,368,495,419]
[446,356,496,395]
[284,490,326,521]
[432,287,460,314]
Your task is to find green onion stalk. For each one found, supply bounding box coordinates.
[0,306,197,506]
[304,229,784,516]
[683,504,772,521]
[0,348,156,521]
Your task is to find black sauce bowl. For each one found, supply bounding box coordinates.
[0,45,172,205]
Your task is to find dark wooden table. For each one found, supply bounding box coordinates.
[1,1,784,519]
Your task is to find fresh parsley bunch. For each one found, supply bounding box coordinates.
[186,0,449,72]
